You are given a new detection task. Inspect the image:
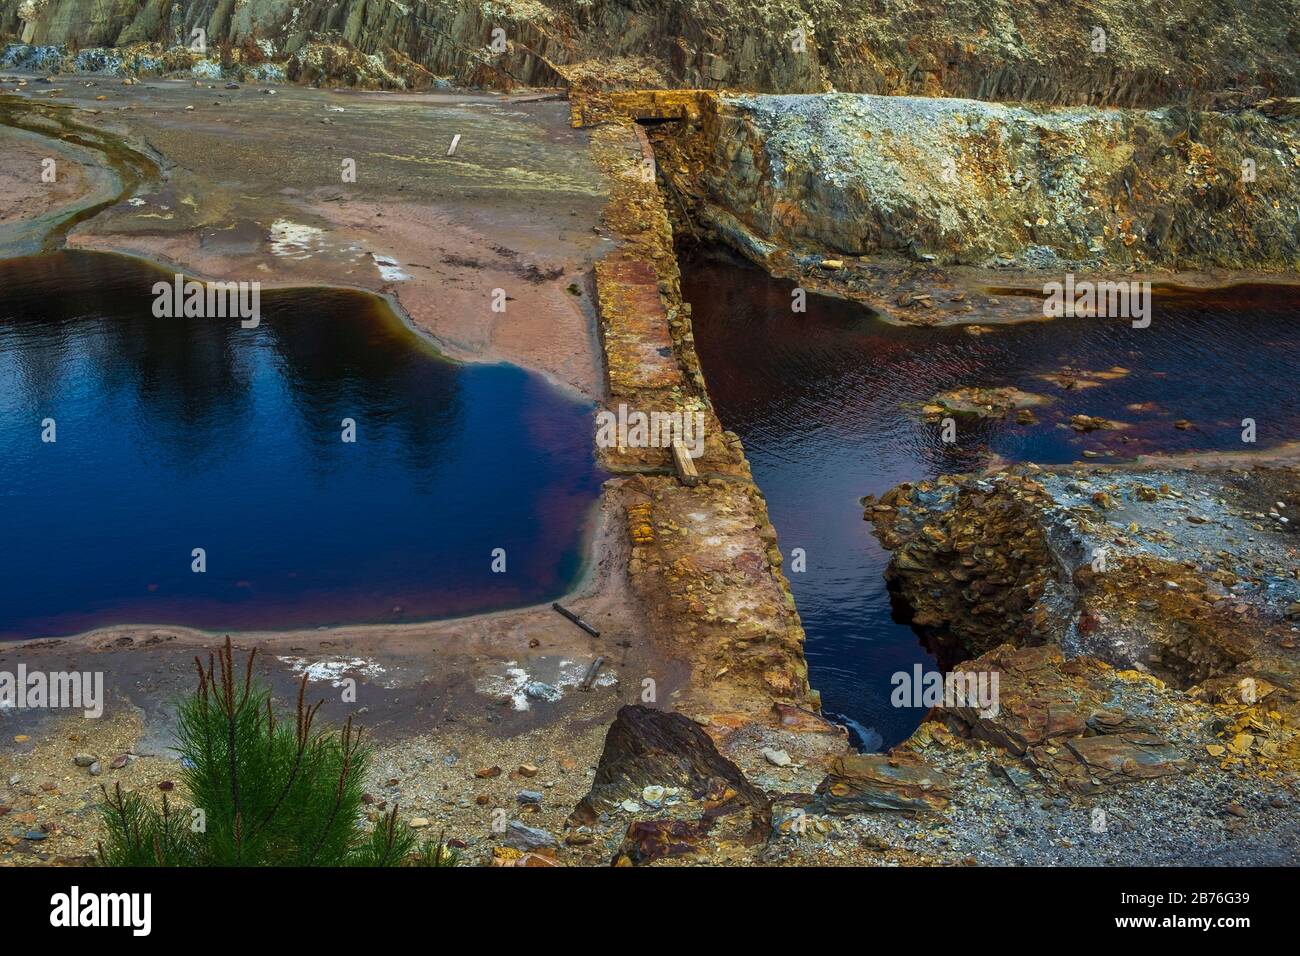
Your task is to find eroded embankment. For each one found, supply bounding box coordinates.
[639,89,1300,324]
[863,461,1300,798]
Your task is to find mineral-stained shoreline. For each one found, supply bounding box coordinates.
[3,31,1299,865]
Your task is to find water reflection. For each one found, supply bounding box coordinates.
[0,251,603,638]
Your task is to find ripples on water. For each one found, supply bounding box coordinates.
[683,249,1300,748]
[0,251,604,639]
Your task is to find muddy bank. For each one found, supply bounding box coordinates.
[0,92,155,255]
[0,484,691,866]
[0,124,95,230]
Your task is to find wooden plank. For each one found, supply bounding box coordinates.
[672,439,699,486]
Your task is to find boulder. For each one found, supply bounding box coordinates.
[571,704,769,827]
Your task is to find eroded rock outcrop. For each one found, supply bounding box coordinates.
[863,473,1072,661]
[658,93,1300,295]
[865,463,1300,692]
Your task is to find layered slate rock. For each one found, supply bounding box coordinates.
[814,753,952,813]
[929,643,1189,794]
[1058,733,1186,789]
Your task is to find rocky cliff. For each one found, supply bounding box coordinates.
[4,0,1299,103]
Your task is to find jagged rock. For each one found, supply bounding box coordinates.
[864,474,1065,659]
[814,752,951,813]
[570,704,769,827]
[864,466,1285,688]
[939,645,1128,751]
[1256,97,1300,119]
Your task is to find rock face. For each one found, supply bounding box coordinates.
[863,473,1070,661]
[670,93,1300,277]
[3,0,1298,105]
